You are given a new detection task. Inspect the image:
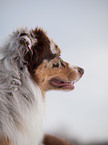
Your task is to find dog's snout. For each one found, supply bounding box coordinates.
[78,67,84,75]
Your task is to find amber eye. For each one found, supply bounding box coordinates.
[52,63,59,68]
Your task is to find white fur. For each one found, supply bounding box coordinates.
[69,64,81,83]
[14,76,45,145]
[50,39,59,54]
[22,35,32,49]
[2,68,45,145]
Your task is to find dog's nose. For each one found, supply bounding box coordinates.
[78,67,84,75]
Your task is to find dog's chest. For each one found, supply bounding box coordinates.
[14,84,45,145]
[15,99,45,145]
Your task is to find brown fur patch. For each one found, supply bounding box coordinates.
[0,137,11,145]
[43,134,73,145]
[35,56,79,91]
[24,28,56,81]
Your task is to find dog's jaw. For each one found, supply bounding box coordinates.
[49,78,75,90]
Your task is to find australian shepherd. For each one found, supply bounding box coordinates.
[0,28,84,145]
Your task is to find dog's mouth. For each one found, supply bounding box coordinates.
[49,78,75,90]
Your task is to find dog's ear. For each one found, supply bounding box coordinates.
[20,32,39,73]
[19,33,36,52]
[16,32,38,72]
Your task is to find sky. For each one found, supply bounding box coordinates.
[0,0,108,143]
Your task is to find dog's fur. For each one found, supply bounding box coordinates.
[0,28,84,145]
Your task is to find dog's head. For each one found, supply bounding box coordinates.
[19,28,84,92]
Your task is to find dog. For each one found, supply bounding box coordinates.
[0,27,84,145]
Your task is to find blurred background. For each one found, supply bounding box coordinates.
[0,0,108,144]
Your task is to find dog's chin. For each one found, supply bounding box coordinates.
[49,78,75,90]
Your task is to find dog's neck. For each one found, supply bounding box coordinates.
[0,55,45,145]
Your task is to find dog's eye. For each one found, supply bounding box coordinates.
[52,63,59,68]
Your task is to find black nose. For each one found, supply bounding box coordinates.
[78,67,84,75]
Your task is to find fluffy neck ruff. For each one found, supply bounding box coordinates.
[0,28,45,145]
